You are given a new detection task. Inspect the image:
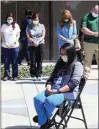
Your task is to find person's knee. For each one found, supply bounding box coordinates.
[34,94,40,102]
[45,97,54,107]
[34,92,44,104]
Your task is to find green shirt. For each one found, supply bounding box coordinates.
[81,13,99,44]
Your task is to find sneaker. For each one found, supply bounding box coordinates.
[37,76,42,81]
[32,77,37,81]
[3,76,11,81]
[3,77,8,81]
[12,77,17,81]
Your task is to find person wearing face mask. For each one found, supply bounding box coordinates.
[18,9,33,66]
[26,13,46,81]
[32,43,83,129]
[57,10,77,50]
[1,13,20,81]
[81,5,99,80]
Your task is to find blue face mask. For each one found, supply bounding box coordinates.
[7,19,13,24]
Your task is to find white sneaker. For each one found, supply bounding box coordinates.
[32,77,37,81]
[37,77,42,81]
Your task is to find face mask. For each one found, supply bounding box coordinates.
[64,19,69,22]
[61,55,68,62]
[33,20,39,25]
[92,12,98,18]
[7,19,13,24]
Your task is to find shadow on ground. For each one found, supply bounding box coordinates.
[19,77,48,81]
[5,126,39,129]
[16,81,46,84]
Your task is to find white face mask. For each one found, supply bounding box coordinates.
[61,55,68,62]
[92,12,98,17]
[33,20,39,25]
[7,19,13,24]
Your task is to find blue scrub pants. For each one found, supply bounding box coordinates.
[34,91,65,125]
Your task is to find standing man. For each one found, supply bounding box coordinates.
[81,5,99,79]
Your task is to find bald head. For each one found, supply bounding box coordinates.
[92,5,99,14]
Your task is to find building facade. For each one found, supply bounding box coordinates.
[1,1,98,61]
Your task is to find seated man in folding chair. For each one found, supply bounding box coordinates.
[33,43,83,129]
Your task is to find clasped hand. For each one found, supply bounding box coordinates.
[46,84,57,95]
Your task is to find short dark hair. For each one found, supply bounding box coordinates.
[25,9,32,16]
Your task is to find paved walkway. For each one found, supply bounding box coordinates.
[1,65,98,129]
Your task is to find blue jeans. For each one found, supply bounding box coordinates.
[2,47,19,78]
[34,91,65,125]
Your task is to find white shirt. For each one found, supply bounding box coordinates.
[1,23,20,48]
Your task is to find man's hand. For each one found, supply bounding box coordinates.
[93,32,99,37]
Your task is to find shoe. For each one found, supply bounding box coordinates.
[33,115,38,123]
[32,77,37,81]
[3,77,8,81]
[40,121,49,129]
[3,76,11,81]
[12,77,17,81]
[37,76,42,81]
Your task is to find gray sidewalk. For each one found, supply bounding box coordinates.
[1,65,98,129]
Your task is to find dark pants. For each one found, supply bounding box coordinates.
[1,49,4,64]
[29,44,44,77]
[18,39,30,64]
[2,47,19,78]
[76,50,84,63]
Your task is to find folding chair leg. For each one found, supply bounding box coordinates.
[79,98,88,129]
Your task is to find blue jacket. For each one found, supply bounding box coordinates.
[57,20,77,49]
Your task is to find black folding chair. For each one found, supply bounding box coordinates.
[47,77,88,129]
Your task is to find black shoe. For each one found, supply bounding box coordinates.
[40,123,48,129]
[33,115,38,123]
[40,120,50,129]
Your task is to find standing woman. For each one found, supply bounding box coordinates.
[57,10,77,50]
[26,13,46,81]
[1,13,20,81]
